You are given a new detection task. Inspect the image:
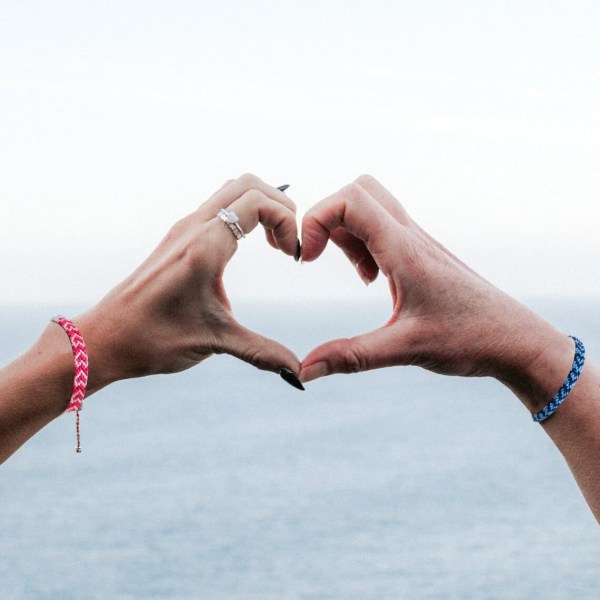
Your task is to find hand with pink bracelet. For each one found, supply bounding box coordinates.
[1,172,599,524]
[0,174,303,463]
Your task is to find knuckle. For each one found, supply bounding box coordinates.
[163,217,189,245]
[244,346,272,371]
[301,208,316,227]
[343,182,367,204]
[179,223,219,273]
[285,197,298,213]
[237,172,260,188]
[354,173,376,187]
[339,339,367,374]
[181,238,207,273]
[240,188,265,207]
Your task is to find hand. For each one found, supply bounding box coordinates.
[76,174,303,393]
[299,175,571,403]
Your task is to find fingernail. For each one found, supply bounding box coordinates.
[294,239,302,262]
[301,361,329,383]
[277,184,290,192]
[279,368,305,391]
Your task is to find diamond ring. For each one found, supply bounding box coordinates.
[217,208,245,240]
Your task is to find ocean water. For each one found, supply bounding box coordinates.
[0,299,599,599]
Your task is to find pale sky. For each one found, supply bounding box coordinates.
[1,0,599,306]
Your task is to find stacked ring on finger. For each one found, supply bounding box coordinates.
[217,208,245,240]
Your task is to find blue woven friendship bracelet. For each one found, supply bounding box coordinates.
[532,336,585,423]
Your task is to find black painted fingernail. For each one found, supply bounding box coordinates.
[279,368,305,391]
[277,184,290,192]
[294,239,301,262]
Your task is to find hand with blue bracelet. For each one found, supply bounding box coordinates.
[299,175,600,522]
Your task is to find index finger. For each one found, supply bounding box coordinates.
[301,182,397,264]
[210,188,299,262]
[198,173,297,218]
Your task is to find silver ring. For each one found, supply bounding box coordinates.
[217,208,245,240]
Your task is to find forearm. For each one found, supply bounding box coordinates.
[300,175,600,522]
[540,361,600,522]
[0,307,143,463]
[498,318,600,522]
[0,324,74,463]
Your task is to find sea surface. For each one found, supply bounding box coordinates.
[1,299,599,599]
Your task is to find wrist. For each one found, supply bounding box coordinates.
[73,309,126,395]
[20,324,75,415]
[492,316,576,414]
[74,300,162,391]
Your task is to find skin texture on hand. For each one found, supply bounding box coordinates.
[2,172,599,525]
[298,175,570,401]
[77,173,302,393]
[298,175,600,523]
[0,174,302,463]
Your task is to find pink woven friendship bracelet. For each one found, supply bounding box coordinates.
[52,316,89,453]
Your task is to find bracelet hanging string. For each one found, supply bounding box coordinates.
[51,316,89,452]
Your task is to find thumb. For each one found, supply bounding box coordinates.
[220,322,304,390]
[299,326,405,383]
